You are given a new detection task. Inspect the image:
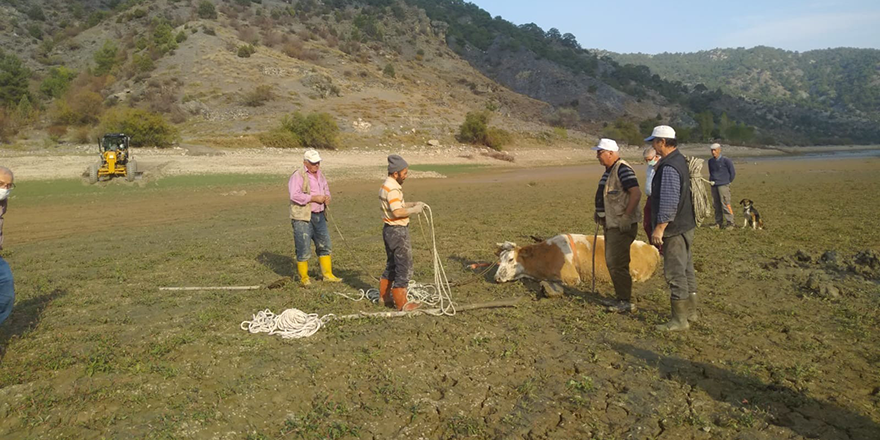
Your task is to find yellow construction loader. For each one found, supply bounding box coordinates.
[88,133,137,184]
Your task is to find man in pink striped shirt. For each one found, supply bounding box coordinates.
[288,149,342,286]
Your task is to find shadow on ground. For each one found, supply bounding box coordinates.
[0,289,65,362]
[610,342,880,439]
[256,252,295,278]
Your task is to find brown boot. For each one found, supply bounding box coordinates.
[378,278,394,308]
[392,287,421,311]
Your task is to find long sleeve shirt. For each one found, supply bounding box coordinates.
[288,168,330,214]
[645,163,656,196]
[708,155,735,186]
[657,167,681,224]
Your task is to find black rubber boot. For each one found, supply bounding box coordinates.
[656,299,690,331]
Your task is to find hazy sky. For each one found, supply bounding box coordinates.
[468,0,880,54]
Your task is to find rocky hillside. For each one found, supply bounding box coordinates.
[0,0,878,148]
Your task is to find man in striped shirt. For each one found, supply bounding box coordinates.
[593,139,642,313]
[378,155,425,311]
[647,126,698,331]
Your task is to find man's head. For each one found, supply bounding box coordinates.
[387,154,409,184]
[645,125,677,157]
[643,146,658,165]
[0,167,14,201]
[710,143,721,159]
[303,149,322,174]
[592,138,620,168]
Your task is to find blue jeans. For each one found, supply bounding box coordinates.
[0,257,14,326]
[292,212,332,262]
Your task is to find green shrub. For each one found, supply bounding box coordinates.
[93,41,119,76]
[602,118,643,145]
[175,31,187,43]
[484,127,512,151]
[99,108,179,148]
[27,5,46,21]
[203,27,216,36]
[0,51,32,107]
[241,85,274,107]
[132,53,155,74]
[237,44,256,58]
[197,1,218,19]
[27,24,43,40]
[258,129,300,149]
[383,63,395,78]
[153,21,179,54]
[547,108,580,128]
[458,111,489,144]
[40,66,77,98]
[51,90,104,125]
[279,112,339,150]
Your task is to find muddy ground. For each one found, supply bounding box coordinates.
[0,157,878,439]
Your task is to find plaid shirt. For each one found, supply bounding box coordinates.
[657,166,681,224]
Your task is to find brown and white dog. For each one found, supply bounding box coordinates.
[494,234,659,286]
[739,199,764,230]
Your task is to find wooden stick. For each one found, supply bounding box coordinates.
[159,286,262,291]
[332,297,521,320]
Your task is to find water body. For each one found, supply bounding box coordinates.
[740,148,880,162]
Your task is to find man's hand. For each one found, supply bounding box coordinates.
[324,195,331,206]
[651,223,667,246]
[619,221,632,232]
[311,195,327,204]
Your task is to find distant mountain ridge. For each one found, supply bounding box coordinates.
[608,46,880,120]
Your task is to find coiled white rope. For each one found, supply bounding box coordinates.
[240,204,455,339]
[240,308,335,339]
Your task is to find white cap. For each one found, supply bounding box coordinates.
[645,125,676,141]
[591,138,619,152]
[710,143,721,150]
[303,149,322,163]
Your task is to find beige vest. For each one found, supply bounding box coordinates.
[289,168,312,221]
[603,159,642,228]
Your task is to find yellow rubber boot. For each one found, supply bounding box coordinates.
[319,256,342,282]
[296,261,311,287]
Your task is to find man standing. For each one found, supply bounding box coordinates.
[646,126,698,331]
[593,139,642,313]
[289,149,342,287]
[708,143,736,229]
[642,146,659,241]
[0,167,15,329]
[378,155,425,311]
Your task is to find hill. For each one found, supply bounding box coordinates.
[0,0,878,149]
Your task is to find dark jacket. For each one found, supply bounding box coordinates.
[651,149,696,237]
[708,155,735,186]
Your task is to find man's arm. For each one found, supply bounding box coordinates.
[727,158,736,183]
[625,186,641,216]
[652,168,681,245]
[289,173,311,206]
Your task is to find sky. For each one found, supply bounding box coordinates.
[467,0,880,54]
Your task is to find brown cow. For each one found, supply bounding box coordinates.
[495,234,659,286]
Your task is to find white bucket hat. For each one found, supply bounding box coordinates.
[645,125,676,141]
[303,149,322,163]
[591,138,619,152]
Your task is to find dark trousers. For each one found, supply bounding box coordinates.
[382,225,413,289]
[663,228,696,300]
[605,224,638,301]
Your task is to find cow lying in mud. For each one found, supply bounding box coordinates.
[494,234,660,288]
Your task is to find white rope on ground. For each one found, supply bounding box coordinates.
[240,309,335,339]
[240,204,456,339]
[687,156,713,227]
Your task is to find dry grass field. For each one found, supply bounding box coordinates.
[0,157,878,439]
